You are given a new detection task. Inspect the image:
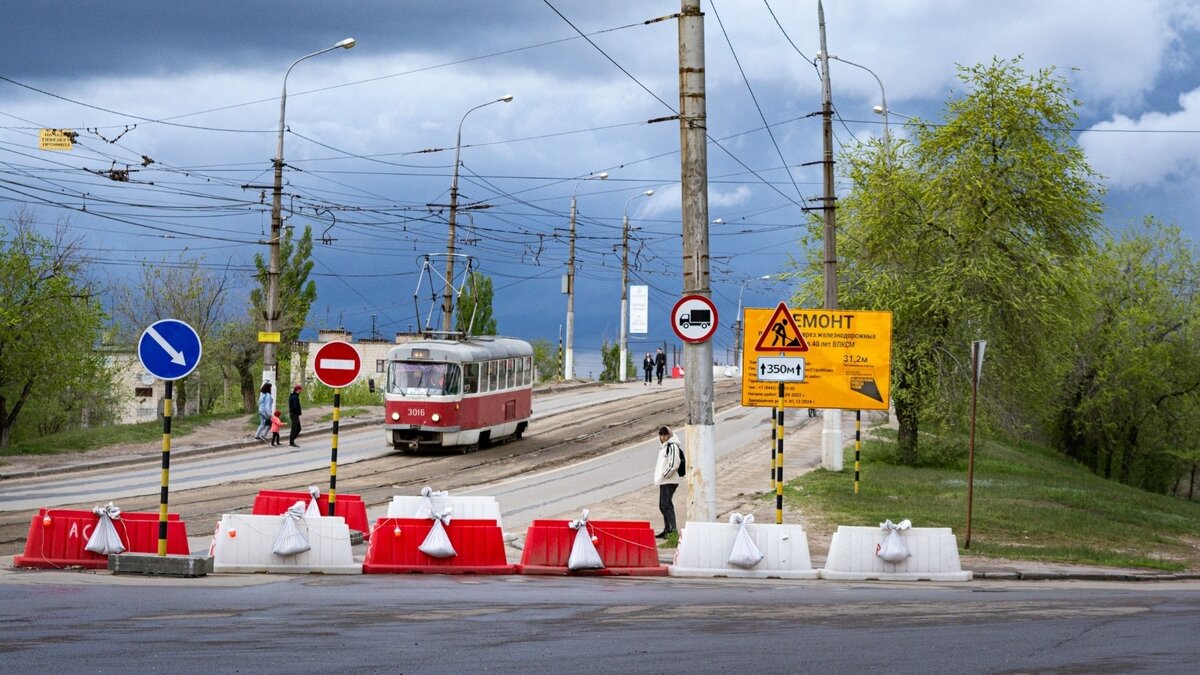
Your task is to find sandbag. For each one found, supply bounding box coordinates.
[877,519,912,563]
[419,508,457,558]
[273,502,311,556]
[567,509,603,571]
[727,513,763,569]
[85,502,126,556]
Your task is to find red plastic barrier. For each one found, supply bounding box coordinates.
[251,490,370,539]
[362,517,515,574]
[13,508,190,570]
[518,519,667,576]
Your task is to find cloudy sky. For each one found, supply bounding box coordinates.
[3,1,1200,377]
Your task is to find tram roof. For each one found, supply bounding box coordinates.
[387,336,533,362]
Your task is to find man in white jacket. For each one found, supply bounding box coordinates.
[653,426,684,539]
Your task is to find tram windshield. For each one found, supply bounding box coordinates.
[388,361,460,396]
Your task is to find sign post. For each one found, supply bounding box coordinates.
[313,341,361,516]
[965,339,986,549]
[137,319,202,556]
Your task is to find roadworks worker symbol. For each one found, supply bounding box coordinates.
[754,302,809,352]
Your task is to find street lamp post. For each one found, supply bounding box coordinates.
[619,190,653,382]
[264,37,355,389]
[565,171,608,380]
[826,54,889,145]
[443,94,514,334]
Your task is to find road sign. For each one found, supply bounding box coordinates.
[138,319,202,381]
[39,129,74,151]
[257,331,281,344]
[757,356,806,382]
[313,341,361,388]
[741,305,892,410]
[671,294,719,343]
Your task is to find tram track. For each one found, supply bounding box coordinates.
[0,380,742,555]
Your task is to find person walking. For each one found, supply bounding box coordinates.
[653,425,685,539]
[288,384,303,447]
[654,348,667,385]
[254,382,274,441]
[269,410,283,446]
[642,353,654,385]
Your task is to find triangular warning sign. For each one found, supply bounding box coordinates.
[754,302,810,353]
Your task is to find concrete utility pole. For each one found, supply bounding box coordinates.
[620,190,653,382]
[679,0,716,522]
[816,1,843,470]
[565,172,607,380]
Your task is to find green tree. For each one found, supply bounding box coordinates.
[831,58,1103,464]
[530,338,559,382]
[456,271,497,335]
[1051,220,1200,492]
[247,225,318,406]
[0,213,114,447]
[599,340,634,382]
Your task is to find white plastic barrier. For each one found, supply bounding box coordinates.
[819,525,972,581]
[387,495,503,527]
[210,514,360,574]
[669,521,818,579]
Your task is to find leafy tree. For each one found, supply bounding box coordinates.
[599,340,634,382]
[1051,220,1200,492]
[830,58,1103,464]
[113,258,237,416]
[0,212,114,447]
[246,224,318,407]
[530,338,559,382]
[456,271,497,335]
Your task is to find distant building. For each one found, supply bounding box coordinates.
[104,350,166,424]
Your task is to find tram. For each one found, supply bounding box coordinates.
[383,335,534,452]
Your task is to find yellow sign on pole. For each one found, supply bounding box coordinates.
[39,129,74,151]
[257,331,281,344]
[741,303,893,410]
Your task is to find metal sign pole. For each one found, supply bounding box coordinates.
[775,382,785,524]
[854,410,862,495]
[328,387,340,517]
[158,380,172,556]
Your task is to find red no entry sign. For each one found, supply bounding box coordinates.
[313,341,361,388]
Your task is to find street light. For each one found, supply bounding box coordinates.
[734,275,774,369]
[619,189,653,382]
[443,94,515,333]
[826,54,888,144]
[264,37,356,389]
[565,171,608,380]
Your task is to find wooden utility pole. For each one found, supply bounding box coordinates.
[679,0,716,522]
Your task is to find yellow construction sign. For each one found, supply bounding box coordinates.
[257,331,281,344]
[741,303,893,410]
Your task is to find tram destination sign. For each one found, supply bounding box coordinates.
[740,303,893,410]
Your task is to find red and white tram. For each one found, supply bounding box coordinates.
[383,336,534,452]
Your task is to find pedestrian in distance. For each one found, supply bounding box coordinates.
[643,352,654,385]
[269,410,283,446]
[254,382,273,441]
[654,348,667,385]
[288,384,303,447]
[653,425,685,539]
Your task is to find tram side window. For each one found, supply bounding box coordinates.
[498,359,508,389]
[514,357,524,387]
[487,360,498,391]
[523,356,532,385]
[463,363,479,394]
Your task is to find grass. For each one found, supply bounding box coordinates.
[786,430,1200,571]
[2,410,251,457]
[314,407,373,424]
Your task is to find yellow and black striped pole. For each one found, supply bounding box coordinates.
[775,382,784,524]
[769,406,778,492]
[158,380,172,556]
[854,410,862,495]
[328,387,340,516]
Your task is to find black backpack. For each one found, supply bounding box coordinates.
[673,442,686,476]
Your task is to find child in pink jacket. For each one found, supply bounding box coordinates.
[270,411,283,446]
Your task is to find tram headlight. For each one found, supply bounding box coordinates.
[431,413,441,422]
[391,411,400,421]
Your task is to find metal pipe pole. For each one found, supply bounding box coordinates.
[679,0,716,522]
[264,38,355,389]
[442,95,513,333]
[619,190,652,382]
[566,172,607,380]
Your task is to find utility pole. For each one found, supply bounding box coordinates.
[817,1,843,470]
[679,0,716,522]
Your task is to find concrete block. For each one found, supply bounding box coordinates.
[669,521,819,579]
[108,552,213,578]
[210,514,360,574]
[819,525,972,581]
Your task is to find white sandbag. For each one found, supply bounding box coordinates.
[85,502,126,556]
[877,519,912,563]
[413,486,450,518]
[419,508,457,558]
[567,510,603,571]
[727,513,764,569]
[273,502,312,556]
[304,485,322,519]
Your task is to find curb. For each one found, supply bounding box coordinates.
[973,571,1200,582]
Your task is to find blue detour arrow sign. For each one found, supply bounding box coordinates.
[138,319,202,381]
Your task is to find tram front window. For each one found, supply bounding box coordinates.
[388,362,460,396]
